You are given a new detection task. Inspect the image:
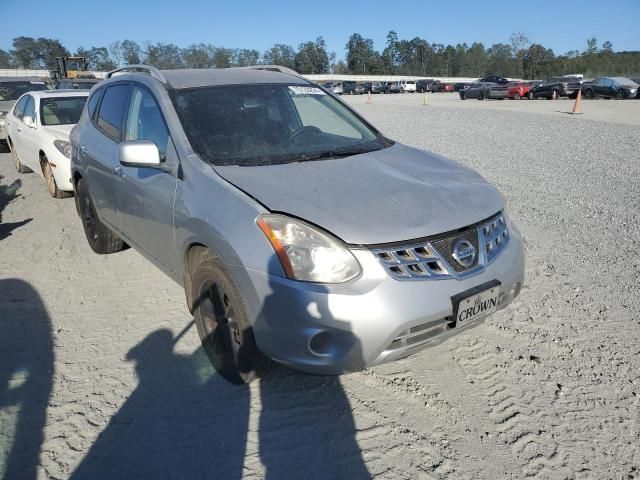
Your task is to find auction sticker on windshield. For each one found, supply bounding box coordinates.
[452,280,500,326]
[288,86,325,95]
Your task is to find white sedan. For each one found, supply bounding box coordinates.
[5,90,88,198]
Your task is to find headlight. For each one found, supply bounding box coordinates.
[53,140,71,159]
[257,214,361,283]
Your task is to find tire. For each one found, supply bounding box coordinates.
[478,91,486,100]
[527,91,534,100]
[513,93,520,100]
[584,89,593,100]
[460,92,466,100]
[75,178,125,254]
[189,252,271,384]
[42,157,72,199]
[616,90,625,100]
[11,143,31,173]
[551,89,560,100]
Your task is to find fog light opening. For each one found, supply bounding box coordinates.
[309,331,333,356]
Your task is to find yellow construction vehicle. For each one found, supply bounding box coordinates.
[52,56,92,80]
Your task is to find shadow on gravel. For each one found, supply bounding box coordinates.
[0,279,54,480]
[70,271,370,479]
[0,174,31,241]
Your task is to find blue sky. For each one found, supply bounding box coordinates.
[2,0,638,58]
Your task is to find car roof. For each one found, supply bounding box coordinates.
[0,76,49,83]
[27,90,90,99]
[159,67,309,89]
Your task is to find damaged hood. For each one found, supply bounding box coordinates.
[215,143,505,245]
[42,124,74,141]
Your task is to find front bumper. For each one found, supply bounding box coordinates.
[47,148,73,191]
[228,224,525,375]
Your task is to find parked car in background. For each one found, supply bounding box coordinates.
[459,82,509,100]
[506,82,534,100]
[5,90,88,198]
[389,82,403,93]
[400,80,416,93]
[361,82,373,93]
[343,81,365,95]
[0,77,51,144]
[454,82,472,91]
[323,82,344,95]
[581,77,639,99]
[371,82,389,94]
[416,79,436,93]
[437,83,455,92]
[632,79,640,98]
[531,76,582,100]
[57,77,101,90]
[70,65,524,384]
[479,76,509,85]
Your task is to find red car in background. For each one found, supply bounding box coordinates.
[506,82,534,100]
[438,83,454,92]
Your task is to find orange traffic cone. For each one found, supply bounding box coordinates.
[571,89,583,114]
[367,91,372,104]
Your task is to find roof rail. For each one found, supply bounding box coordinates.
[106,65,167,83]
[249,65,305,80]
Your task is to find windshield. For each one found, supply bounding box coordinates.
[172,84,387,166]
[40,96,88,125]
[0,81,51,101]
[71,81,100,90]
[612,78,638,87]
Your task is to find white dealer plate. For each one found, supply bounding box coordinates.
[453,283,500,325]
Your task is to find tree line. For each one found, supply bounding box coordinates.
[1,33,638,79]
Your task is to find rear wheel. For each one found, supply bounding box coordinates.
[11,143,31,173]
[460,92,466,100]
[551,89,560,100]
[527,91,534,100]
[42,157,72,199]
[513,93,520,100]
[76,178,125,254]
[190,252,271,384]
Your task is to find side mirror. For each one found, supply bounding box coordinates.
[24,116,35,128]
[119,140,161,168]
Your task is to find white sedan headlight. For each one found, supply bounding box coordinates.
[53,140,71,159]
[257,214,361,283]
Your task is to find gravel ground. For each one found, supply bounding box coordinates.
[1,93,639,479]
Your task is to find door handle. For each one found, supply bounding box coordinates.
[17,127,22,132]
[113,166,124,177]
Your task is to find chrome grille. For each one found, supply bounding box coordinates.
[479,212,509,264]
[430,229,480,273]
[372,212,509,281]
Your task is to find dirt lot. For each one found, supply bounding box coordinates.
[1,93,639,479]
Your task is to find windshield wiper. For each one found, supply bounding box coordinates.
[285,146,378,164]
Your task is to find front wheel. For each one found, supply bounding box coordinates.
[190,252,271,384]
[460,92,466,100]
[75,178,125,254]
[551,89,560,100]
[583,89,593,100]
[43,157,72,199]
[513,93,520,100]
[616,90,625,99]
[527,91,534,100]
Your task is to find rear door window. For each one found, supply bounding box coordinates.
[22,96,35,122]
[13,95,29,119]
[86,88,104,120]
[96,84,130,141]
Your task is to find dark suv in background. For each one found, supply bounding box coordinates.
[343,82,365,95]
[0,77,51,144]
[531,76,582,99]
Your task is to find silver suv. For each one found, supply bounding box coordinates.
[71,65,524,383]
